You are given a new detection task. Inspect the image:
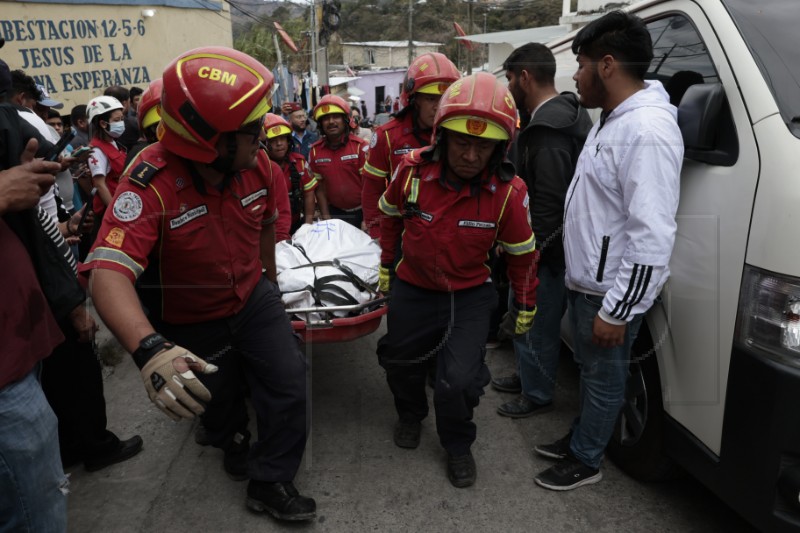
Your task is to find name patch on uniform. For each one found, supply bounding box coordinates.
[315,158,331,164]
[170,205,208,229]
[393,148,413,155]
[419,211,434,222]
[341,154,359,161]
[241,188,267,207]
[458,220,496,229]
[112,191,143,222]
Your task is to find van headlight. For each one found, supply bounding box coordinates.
[736,265,800,367]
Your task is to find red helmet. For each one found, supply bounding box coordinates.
[263,113,292,139]
[159,46,275,163]
[433,72,517,143]
[312,94,351,122]
[401,52,461,107]
[138,78,163,132]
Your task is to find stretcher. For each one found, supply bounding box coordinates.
[276,220,388,343]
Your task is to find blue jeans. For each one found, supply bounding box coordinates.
[567,291,642,469]
[512,265,567,404]
[0,368,67,533]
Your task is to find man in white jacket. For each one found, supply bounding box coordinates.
[534,10,683,491]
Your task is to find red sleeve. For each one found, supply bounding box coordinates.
[498,178,539,309]
[297,158,317,192]
[79,181,162,284]
[270,160,292,241]
[362,177,386,239]
[378,166,407,266]
[363,130,390,180]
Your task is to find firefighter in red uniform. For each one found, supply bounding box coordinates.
[262,113,324,234]
[377,72,539,488]
[362,52,460,238]
[308,95,367,228]
[80,47,316,522]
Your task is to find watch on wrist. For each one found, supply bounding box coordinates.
[131,333,173,369]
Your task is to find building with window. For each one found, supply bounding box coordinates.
[342,41,441,69]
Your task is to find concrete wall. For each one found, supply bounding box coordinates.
[343,44,439,69]
[0,0,233,111]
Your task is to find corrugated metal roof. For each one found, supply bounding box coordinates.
[456,25,570,45]
[343,41,442,47]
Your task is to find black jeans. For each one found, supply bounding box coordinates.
[41,322,117,466]
[154,277,309,482]
[328,205,363,229]
[378,279,497,456]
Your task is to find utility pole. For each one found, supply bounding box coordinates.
[483,12,487,70]
[273,32,288,103]
[407,0,414,66]
[316,0,328,86]
[310,1,317,77]
[467,0,473,74]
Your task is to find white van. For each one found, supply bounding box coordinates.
[549,1,800,530]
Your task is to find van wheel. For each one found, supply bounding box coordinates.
[607,324,681,481]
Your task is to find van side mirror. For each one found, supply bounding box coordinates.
[678,83,737,166]
[678,83,723,150]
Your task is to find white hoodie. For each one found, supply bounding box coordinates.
[563,80,683,324]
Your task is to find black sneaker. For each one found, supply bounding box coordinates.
[497,396,553,418]
[490,373,521,393]
[393,418,421,449]
[534,432,572,460]
[84,435,144,472]
[246,480,316,521]
[223,431,250,481]
[447,452,477,488]
[534,455,602,491]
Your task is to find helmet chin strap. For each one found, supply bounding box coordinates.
[208,132,239,174]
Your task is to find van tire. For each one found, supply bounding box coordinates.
[607,324,681,481]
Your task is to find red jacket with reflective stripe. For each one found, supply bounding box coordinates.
[362,113,431,238]
[80,145,279,324]
[309,134,367,210]
[379,150,539,307]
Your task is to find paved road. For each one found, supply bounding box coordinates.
[67,321,758,532]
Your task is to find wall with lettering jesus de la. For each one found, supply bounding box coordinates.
[0,0,233,111]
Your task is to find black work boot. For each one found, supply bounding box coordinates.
[223,430,250,481]
[246,480,316,521]
[393,417,421,449]
[447,451,477,488]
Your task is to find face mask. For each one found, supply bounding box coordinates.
[107,121,125,138]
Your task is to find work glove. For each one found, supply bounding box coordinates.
[498,300,537,340]
[132,334,218,421]
[378,263,393,294]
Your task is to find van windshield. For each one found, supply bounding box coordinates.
[723,0,800,138]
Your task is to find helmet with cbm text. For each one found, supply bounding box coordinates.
[401,52,460,108]
[433,72,517,144]
[263,113,292,139]
[159,46,275,163]
[86,95,124,124]
[137,77,163,132]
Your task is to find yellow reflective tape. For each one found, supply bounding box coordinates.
[304,177,318,191]
[86,247,145,278]
[409,177,420,204]
[363,161,389,178]
[499,235,536,255]
[378,195,401,217]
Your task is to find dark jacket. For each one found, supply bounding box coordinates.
[0,104,85,322]
[514,92,591,272]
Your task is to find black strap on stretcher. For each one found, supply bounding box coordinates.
[280,243,377,315]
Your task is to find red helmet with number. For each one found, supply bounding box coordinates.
[312,94,351,121]
[433,72,517,144]
[262,113,292,139]
[159,46,275,163]
[401,52,461,107]
[138,78,163,132]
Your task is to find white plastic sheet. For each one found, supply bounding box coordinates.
[276,220,380,319]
